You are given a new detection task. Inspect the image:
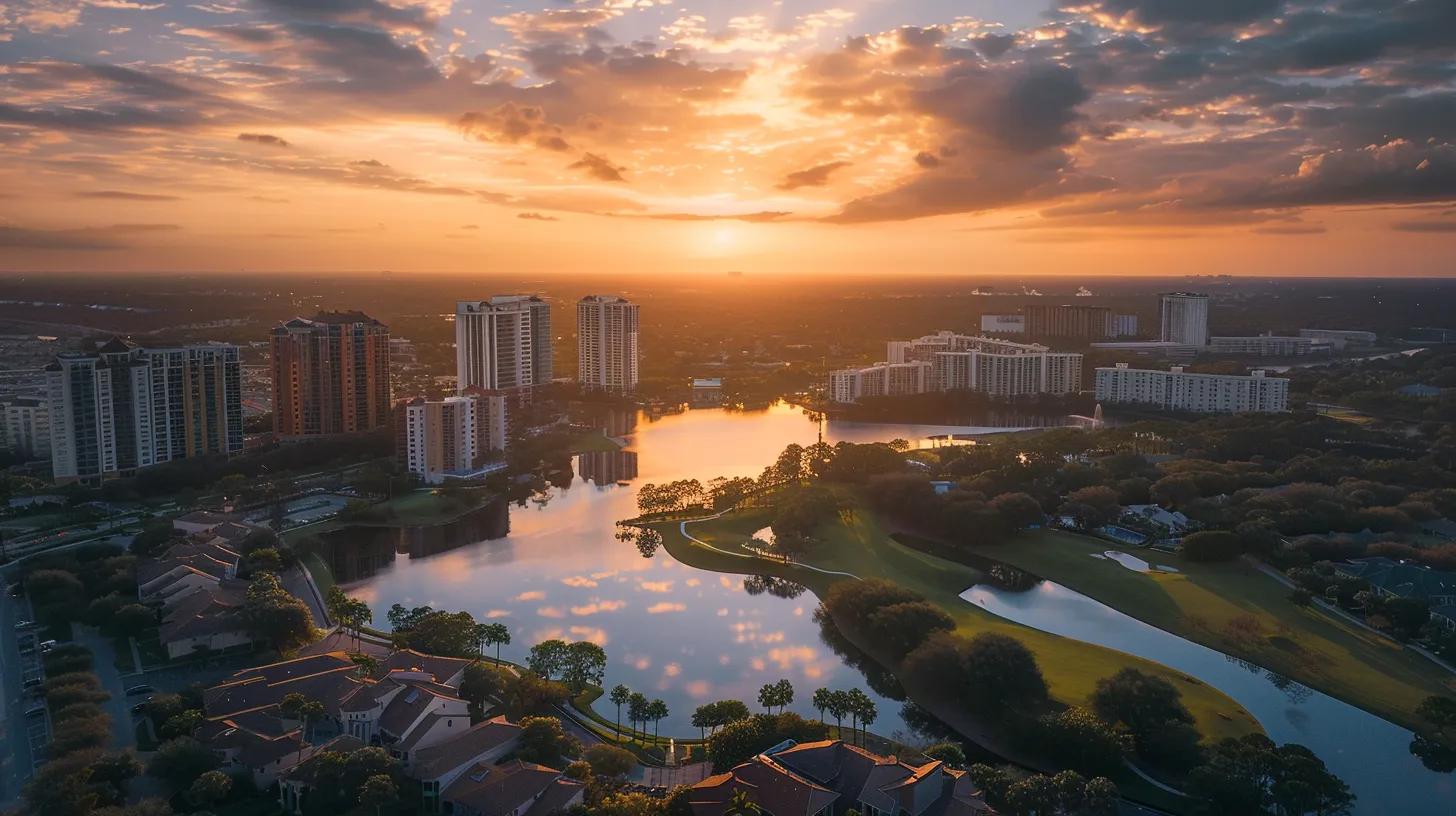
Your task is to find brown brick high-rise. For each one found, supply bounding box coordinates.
[271,311,391,437]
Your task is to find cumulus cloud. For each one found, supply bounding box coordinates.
[238,132,291,147]
[458,102,571,152]
[517,212,559,221]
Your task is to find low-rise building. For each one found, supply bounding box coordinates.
[1299,329,1377,350]
[1334,558,1456,630]
[1095,363,1289,413]
[978,314,1024,334]
[830,332,1082,404]
[1208,335,1326,357]
[829,361,932,403]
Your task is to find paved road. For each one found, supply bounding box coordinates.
[0,581,36,808]
[72,627,135,750]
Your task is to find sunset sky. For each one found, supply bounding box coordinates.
[1,0,1453,275]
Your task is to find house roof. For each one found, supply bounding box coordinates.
[204,652,361,719]
[383,649,471,684]
[412,716,523,781]
[297,628,395,660]
[1336,557,1456,602]
[378,681,455,737]
[689,756,839,816]
[441,760,576,816]
[284,735,367,786]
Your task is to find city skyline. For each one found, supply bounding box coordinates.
[1,0,1453,276]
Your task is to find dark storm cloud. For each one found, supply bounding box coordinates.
[777,161,850,190]
[1221,141,1456,208]
[1072,0,1284,29]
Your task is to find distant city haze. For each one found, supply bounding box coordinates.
[0,1,1452,275]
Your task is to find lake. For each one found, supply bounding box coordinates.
[328,402,1033,738]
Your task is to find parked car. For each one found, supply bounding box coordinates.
[38,640,57,652]
[25,706,46,718]
[130,698,153,715]
[124,684,154,696]
[13,620,36,630]
[23,677,41,689]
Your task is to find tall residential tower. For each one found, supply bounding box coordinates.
[576,295,639,392]
[1159,293,1210,347]
[271,312,391,437]
[455,296,552,391]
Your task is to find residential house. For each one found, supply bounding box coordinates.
[279,734,367,813]
[1121,504,1191,535]
[441,759,585,816]
[413,717,524,812]
[1335,557,1456,630]
[690,740,996,816]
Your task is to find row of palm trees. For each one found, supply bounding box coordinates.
[608,684,671,743]
[811,687,879,748]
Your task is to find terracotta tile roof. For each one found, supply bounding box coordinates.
[441,760,579,816]
[383,649,472,684]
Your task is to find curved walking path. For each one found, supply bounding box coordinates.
[676,514,861,580]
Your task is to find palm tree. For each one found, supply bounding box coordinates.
[826,690,850,736]
[811,688,832,724]
[610,684,631,743]
[774,679,794,714]
[648,699,669,741]
[727,790,759,816]
[857,698,877,749]
[477,622,511,662]
[847,689,872,747]
[628,692,649,743]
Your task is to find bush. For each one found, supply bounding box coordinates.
[708,713,828,771]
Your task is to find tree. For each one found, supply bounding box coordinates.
[188,770,233,809]
[990,492,1044,531]
[1181,530,1243,563]
[106,604,158,639]
[610,684,631,741]
[1059,486,1120,531]
[1031,707,1129,778]
[706,713,828,772]
[242,572,316,651]
[280,692,327,752]
[517,715,581,769]
[628,692,650,739]
[811,688,832,724]
[148,737,221,787]
[922,742,966,769]
[529,639,570,680]
[460,661,503,718]
[561,640,608,693]
[1004,774,1059,816]
[1186,734,1354,816]
[584,743,636,778]
[159,709,204,740]
[864,601,956,660]
[1090,668,1200,771]
[358,774,398,816]
[647,698,669,740]
[403,610,479,657]
[478,622,511,662]
[902,632,1048,718]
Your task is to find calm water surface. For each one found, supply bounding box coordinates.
[334,403,1029,736]
[963,581,1454,815]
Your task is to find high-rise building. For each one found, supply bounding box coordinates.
[1159,293,1210,346]
[1,396,50,461]
[1095,363,1288,413]
[885,331,1082,396]
[271,312,391,438]
[396,389,507,484]
[979,314,1026,334]
[47,338,243,484]
[455,296,552,392]
[577,295,639,391]
[1023,304,1114,340]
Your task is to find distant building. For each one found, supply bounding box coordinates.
[1398,383,1444,398]
[979,314,1025,334]
[1090,340,1200,362]
[576,295,639,392]
[829,361,932,403]
[1023,303,1115,340]
[1407,327,1456,344]
[1209,335,1326,357]
[1095,363,1288,413]
[48,339,243,484]
[397,390,507,484]
[691,377,723,407]
[1334,557,1456,630]
[1160,292,1210,347]
[271,312,391,438]
[1299,328,1376,350]
[1111,313,1139,338]
[1,396,49,460]
[455,296,552,392]
[831,331,1081,403]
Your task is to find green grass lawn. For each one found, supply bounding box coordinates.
[956,528,1456,734]
[656,509,1263,748]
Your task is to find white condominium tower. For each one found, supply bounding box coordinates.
[455,296,552,392]
[577,295,640,391]
[1159,292,1210,347]
[1095,363,1288,413]
[829,331,1082,403]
